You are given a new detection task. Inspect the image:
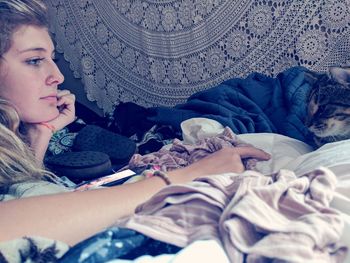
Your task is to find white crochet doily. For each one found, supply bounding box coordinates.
[46,0,350,114]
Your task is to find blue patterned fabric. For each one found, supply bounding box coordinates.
[47,127,77,156]
[46,118,87,156]
[58,227,180,263]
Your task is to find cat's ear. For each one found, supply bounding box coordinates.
[329,66,350,86]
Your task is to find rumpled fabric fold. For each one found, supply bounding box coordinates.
[116,167,347,262]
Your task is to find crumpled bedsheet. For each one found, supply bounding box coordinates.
[126,127,258,173]
[116,167,348,263]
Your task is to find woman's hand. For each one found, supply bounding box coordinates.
[44,89,76,131]
[25,90,76,163]
[168,146,271,183]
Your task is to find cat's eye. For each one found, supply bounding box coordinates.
[334,113,349,117]
[317,106,332,117]
[334,113,349,120]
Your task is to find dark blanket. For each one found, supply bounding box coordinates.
[147,66,314,145]
[58,227,180,262]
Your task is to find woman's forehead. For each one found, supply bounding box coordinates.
[10,25,53,54]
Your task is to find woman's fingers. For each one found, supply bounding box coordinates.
[233,146,271,160]
[56,90,75,118]
[57,89,72,97]
[57,90,75,107]
[45,90,76,130]
[179,146,270,178]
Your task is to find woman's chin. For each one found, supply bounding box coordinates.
[25,110,60,124]
[42,111,60,123]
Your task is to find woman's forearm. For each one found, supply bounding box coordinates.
[0,147,270,246]
[25,124,52,164]
[0,175,169,246]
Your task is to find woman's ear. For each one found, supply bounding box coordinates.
[329,66,350,86]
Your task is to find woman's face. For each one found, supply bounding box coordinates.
[0,25,64,123]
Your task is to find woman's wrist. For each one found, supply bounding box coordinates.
[24,123,53,163]
[141,167,172,185]
[138,164,195,185]
[38,122,56,135]
[166,167,198,184]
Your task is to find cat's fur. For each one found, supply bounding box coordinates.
[305,66,350,147]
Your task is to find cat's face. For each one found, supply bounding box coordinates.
[305,67,350,146]
[306,91,350,137]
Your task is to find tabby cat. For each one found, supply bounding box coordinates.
[305,66,350,147]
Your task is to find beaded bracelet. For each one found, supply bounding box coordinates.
[39,122,56,135]
[153,170,172,185]
[142,166,172,185]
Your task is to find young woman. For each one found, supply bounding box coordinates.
[0,0,270,246]
[0,0,75,164]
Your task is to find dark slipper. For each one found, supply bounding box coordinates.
[73,125,137,167]
[45,151,112,183]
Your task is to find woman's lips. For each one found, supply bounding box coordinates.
[40,95,57,103]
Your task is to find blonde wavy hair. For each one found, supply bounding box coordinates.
[0,99,57,193]
[0,0,48,56]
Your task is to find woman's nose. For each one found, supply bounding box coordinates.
[46,61,65,86]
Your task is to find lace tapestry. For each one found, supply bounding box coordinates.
[46,0,350,114]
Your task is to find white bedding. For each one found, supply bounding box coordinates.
[182,118,350,263]
[113,117,350,262]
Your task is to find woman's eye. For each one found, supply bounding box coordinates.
[26,58,44,66]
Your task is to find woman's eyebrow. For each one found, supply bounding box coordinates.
[18,47,48,54]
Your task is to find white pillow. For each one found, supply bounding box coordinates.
[237,133,313,174]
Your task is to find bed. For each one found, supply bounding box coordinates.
[1,87,350,262]
[3,119,345,262]
[2,128,350,262]
[56,119,350,262]
[3,57,350,263]
[49,64,349,261]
